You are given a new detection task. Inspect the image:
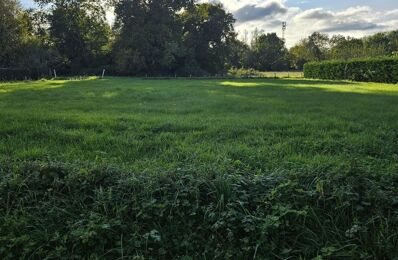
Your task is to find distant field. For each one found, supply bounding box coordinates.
[1,77,398,259]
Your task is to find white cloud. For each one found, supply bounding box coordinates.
[202,1,398,47]
[234,1,287,23]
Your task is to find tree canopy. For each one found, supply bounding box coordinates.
[1,0,397,76]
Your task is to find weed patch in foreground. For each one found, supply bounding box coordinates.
[0,161,397,259]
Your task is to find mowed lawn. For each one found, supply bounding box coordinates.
[0,77,397,175]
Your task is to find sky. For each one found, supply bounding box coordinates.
[21,0,398,47]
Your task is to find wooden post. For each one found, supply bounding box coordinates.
[102,69,106,79]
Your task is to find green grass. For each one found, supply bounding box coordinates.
[1,77,397,173]
[1,77,398,258]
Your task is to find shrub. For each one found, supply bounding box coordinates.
[0,68,47,81]
[228,68,259,78]
[304,57,398,83]
[0,67,109,81]
[0,160,397,259]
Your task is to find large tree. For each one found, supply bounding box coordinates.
[112,0,194,75]
[227,38,250,69]
[34,0,111,72]
[249,33,289,71]
[329,35,364,60]
[112,1,235,76]
[0,0,25,67]
[289,32,329,70]
[181,3,236,75]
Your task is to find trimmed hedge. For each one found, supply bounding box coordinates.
[1,160,397,259]
[304,57,398,83]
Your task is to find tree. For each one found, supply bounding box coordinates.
[329,35,364,60]
[181,3,236,75]
[227,38,250,69]
[34,0,111,72]
[249,33,289,71]
[0,0,25,67]
[289,32,329,70]
[307,32,329,61]
[387,31,398,55]
[112,0,194,75]
[289,40,312,70]
[112,1,235,76]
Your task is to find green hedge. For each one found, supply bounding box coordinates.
[304,57,398,83]
[1,161,397,259]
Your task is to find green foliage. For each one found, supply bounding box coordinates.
[112,0,192,75]
[0,0,25,67]
[0,160,397,259]
[40,0,111,72]
[0,68,46,81]
[228,68,302,78]
[289,32,330,70]
[180,3,236,75]
[291,31,398,70]
[304,57,398,83]
[112,1,236,76]
[226,38,250,69]
[249,33,289,71]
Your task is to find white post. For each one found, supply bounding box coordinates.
[53,69,57,79]
[102,69,106,79]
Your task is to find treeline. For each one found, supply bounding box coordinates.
[290,31,398,70]
[1,0,398,77]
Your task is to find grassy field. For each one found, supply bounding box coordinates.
[1,77,398,258]
[1,77,397,172]
[1,77,397,171]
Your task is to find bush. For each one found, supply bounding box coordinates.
[0,68,47,81]
[0,67,109,81]
[1,160,397,259]
[228,68,259,78]
[304,57,398,83]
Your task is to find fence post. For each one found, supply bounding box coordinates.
[53,69,57,79]
[102,69,106,79]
